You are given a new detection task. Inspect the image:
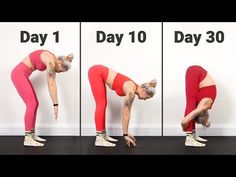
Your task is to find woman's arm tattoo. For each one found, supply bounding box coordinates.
[48,62,55,80]
[191,110,201,120]
[124,92,135,108]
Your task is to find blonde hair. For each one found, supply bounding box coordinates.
[141,79,157,96]
[58,54,73,71]
[196,111,209,124]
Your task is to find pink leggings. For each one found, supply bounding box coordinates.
[11,62,38,131]
[88,65,109,131]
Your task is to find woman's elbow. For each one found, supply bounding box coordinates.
[203,99,213,111]
[181,120,188,130]
[202,104,211,111]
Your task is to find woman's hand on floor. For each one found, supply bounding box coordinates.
[124,134,137,147]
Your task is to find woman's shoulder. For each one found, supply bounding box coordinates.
[40,50,56,59]
[124,80,137,92]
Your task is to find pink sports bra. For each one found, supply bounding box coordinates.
[197,85,217,108]
[112,73,138,96]
[29,50,47,71]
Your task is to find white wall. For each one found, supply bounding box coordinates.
[164,22,236,136]
[0,22,79,135]
[81,22,161,136]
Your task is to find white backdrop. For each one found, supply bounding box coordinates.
[164,22,236,136]
[81,22,161,136]
[0,22,79,135]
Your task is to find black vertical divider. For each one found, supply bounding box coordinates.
[161,22,163,136]
[79,22,82,155]
[79,22,82,137]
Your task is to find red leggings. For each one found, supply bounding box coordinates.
[184,65,207,132]
[88,65,109,131]
[11,62,38,131]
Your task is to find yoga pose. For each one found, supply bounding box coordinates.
[88,65,157,147]
[181,65,217,147]
[11,49,73,147]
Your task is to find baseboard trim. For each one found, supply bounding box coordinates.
[1,126,236,136]
[164,126,236,136]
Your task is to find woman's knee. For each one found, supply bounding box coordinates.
[96,100,107,109]
[26,100,39,110]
